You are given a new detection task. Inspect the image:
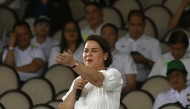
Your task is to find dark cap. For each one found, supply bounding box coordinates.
[167,60,187,75]
[34,16,51,25]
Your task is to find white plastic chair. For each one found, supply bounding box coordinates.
[163,0,183,15]
[68,0,86,20]
[0,89,32,109]
[47,100,62,109]
[161,41,170,54]
[21,77,55,105]
[118,28,128,38]
[141,76,171,99]
[0,64,20,95]
[78,17,89,30]
[30,104,54,109]
[138,0,164,9]
[144,17,158,38]
[144,5,172,40]
[24,17,36,36]
[52,29,62,42]
[113,0,142,22]
[159,103,185,109]
[44,65,76,94]
[103,7,123,28]
[121,90,154,109]
[55,89,69,100]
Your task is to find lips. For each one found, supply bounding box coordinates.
[86,59,93,62]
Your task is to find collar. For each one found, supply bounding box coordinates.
[168,51,190,60]
[15,45,32,52]
[125,33,146,41]
[87,22,106,32]
[32,35,51,43]
[171,85,190,94]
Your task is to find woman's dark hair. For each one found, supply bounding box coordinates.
[13,21,31,32]
[60,19,83,53]
[127,9,145,22]
[101,23,118,35]
[85,35,113,67]
[168,30,189,48]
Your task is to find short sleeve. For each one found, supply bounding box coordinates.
[48,46,60,68]
[101,68,123,91]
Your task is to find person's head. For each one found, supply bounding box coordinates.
[167,60,188,92]
[85,2,104,28]
[60,19,83,53]
[127,9,145,40]
[13,21,32,49]
[100,23,118,51]
[34,16,51,37]
[84,35,112,70]
[168,30,189,60]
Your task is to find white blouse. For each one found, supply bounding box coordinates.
[62,68,123,109]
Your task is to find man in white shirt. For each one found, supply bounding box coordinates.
[101,23,137,95]
[31,16,60,60]
[153,60,190,109]
[116,9,162,83]
[149,30,190,84]
[3,21,45,81]
[81,2,105,41]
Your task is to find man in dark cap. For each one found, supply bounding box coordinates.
[153,60,190,109]
[31,15,60,60]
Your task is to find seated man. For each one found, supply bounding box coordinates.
[81,2,105,41]
[116,9,162,83]
[149,30,190,84]
[153,60,190,109]
[101,23,137,95]
[31,16,60,60]
[2,21,45,81]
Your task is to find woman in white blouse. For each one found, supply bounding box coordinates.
[48,20,84,67]
[56,35,123,109]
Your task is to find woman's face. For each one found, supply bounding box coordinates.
[83,40,108,70]
[63,22,78,42]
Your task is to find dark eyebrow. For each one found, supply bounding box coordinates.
[84,48,99,50]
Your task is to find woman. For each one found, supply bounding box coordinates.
[48,20,84,67]
[56,35,123,109]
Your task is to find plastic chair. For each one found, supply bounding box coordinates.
[24,17,36,36]
[0,7,18,38]
[0,64,20,95]
[0,89,32,109]
[78,17,89,30]
[55,89,69,100]
[52,29,62,42]
[103,6,124,28]
[121,90,154,109]
[159,103,186,109]
[30,104,54,109]
[68,0,86,20]
[141,76,171,99]
[120,102,127,109]
[138,0,164,9]
[144,17,158,38]
[163,28,190,42]
[21,77,55,105]
[44,64,76,94]
[0,103,5,109]
[144,5,172,41]
[47,100,62,109]
[113,0,142,22]
[163,0,183,15]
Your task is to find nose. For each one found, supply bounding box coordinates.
[87,51,92,56]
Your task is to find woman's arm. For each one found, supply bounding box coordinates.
[56,50,105,87]
[168,0,190,31]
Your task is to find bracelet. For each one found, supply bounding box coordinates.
[71,60,78,69]
[143,59,149,65]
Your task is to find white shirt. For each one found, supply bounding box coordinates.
[109,49,137,87]
[48,43,84,68]
[81,22,106,41]
[149,52,190,85]
[153,86,190,109]
[31,36,60,60]
[116,33,162,82]
[2,45,45,81]
[0,0,20,9]
[62,68,123,109]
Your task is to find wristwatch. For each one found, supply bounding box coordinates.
[71,60,78,69]
[8,46,14,50]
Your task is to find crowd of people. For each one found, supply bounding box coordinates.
[1,0,190,109]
